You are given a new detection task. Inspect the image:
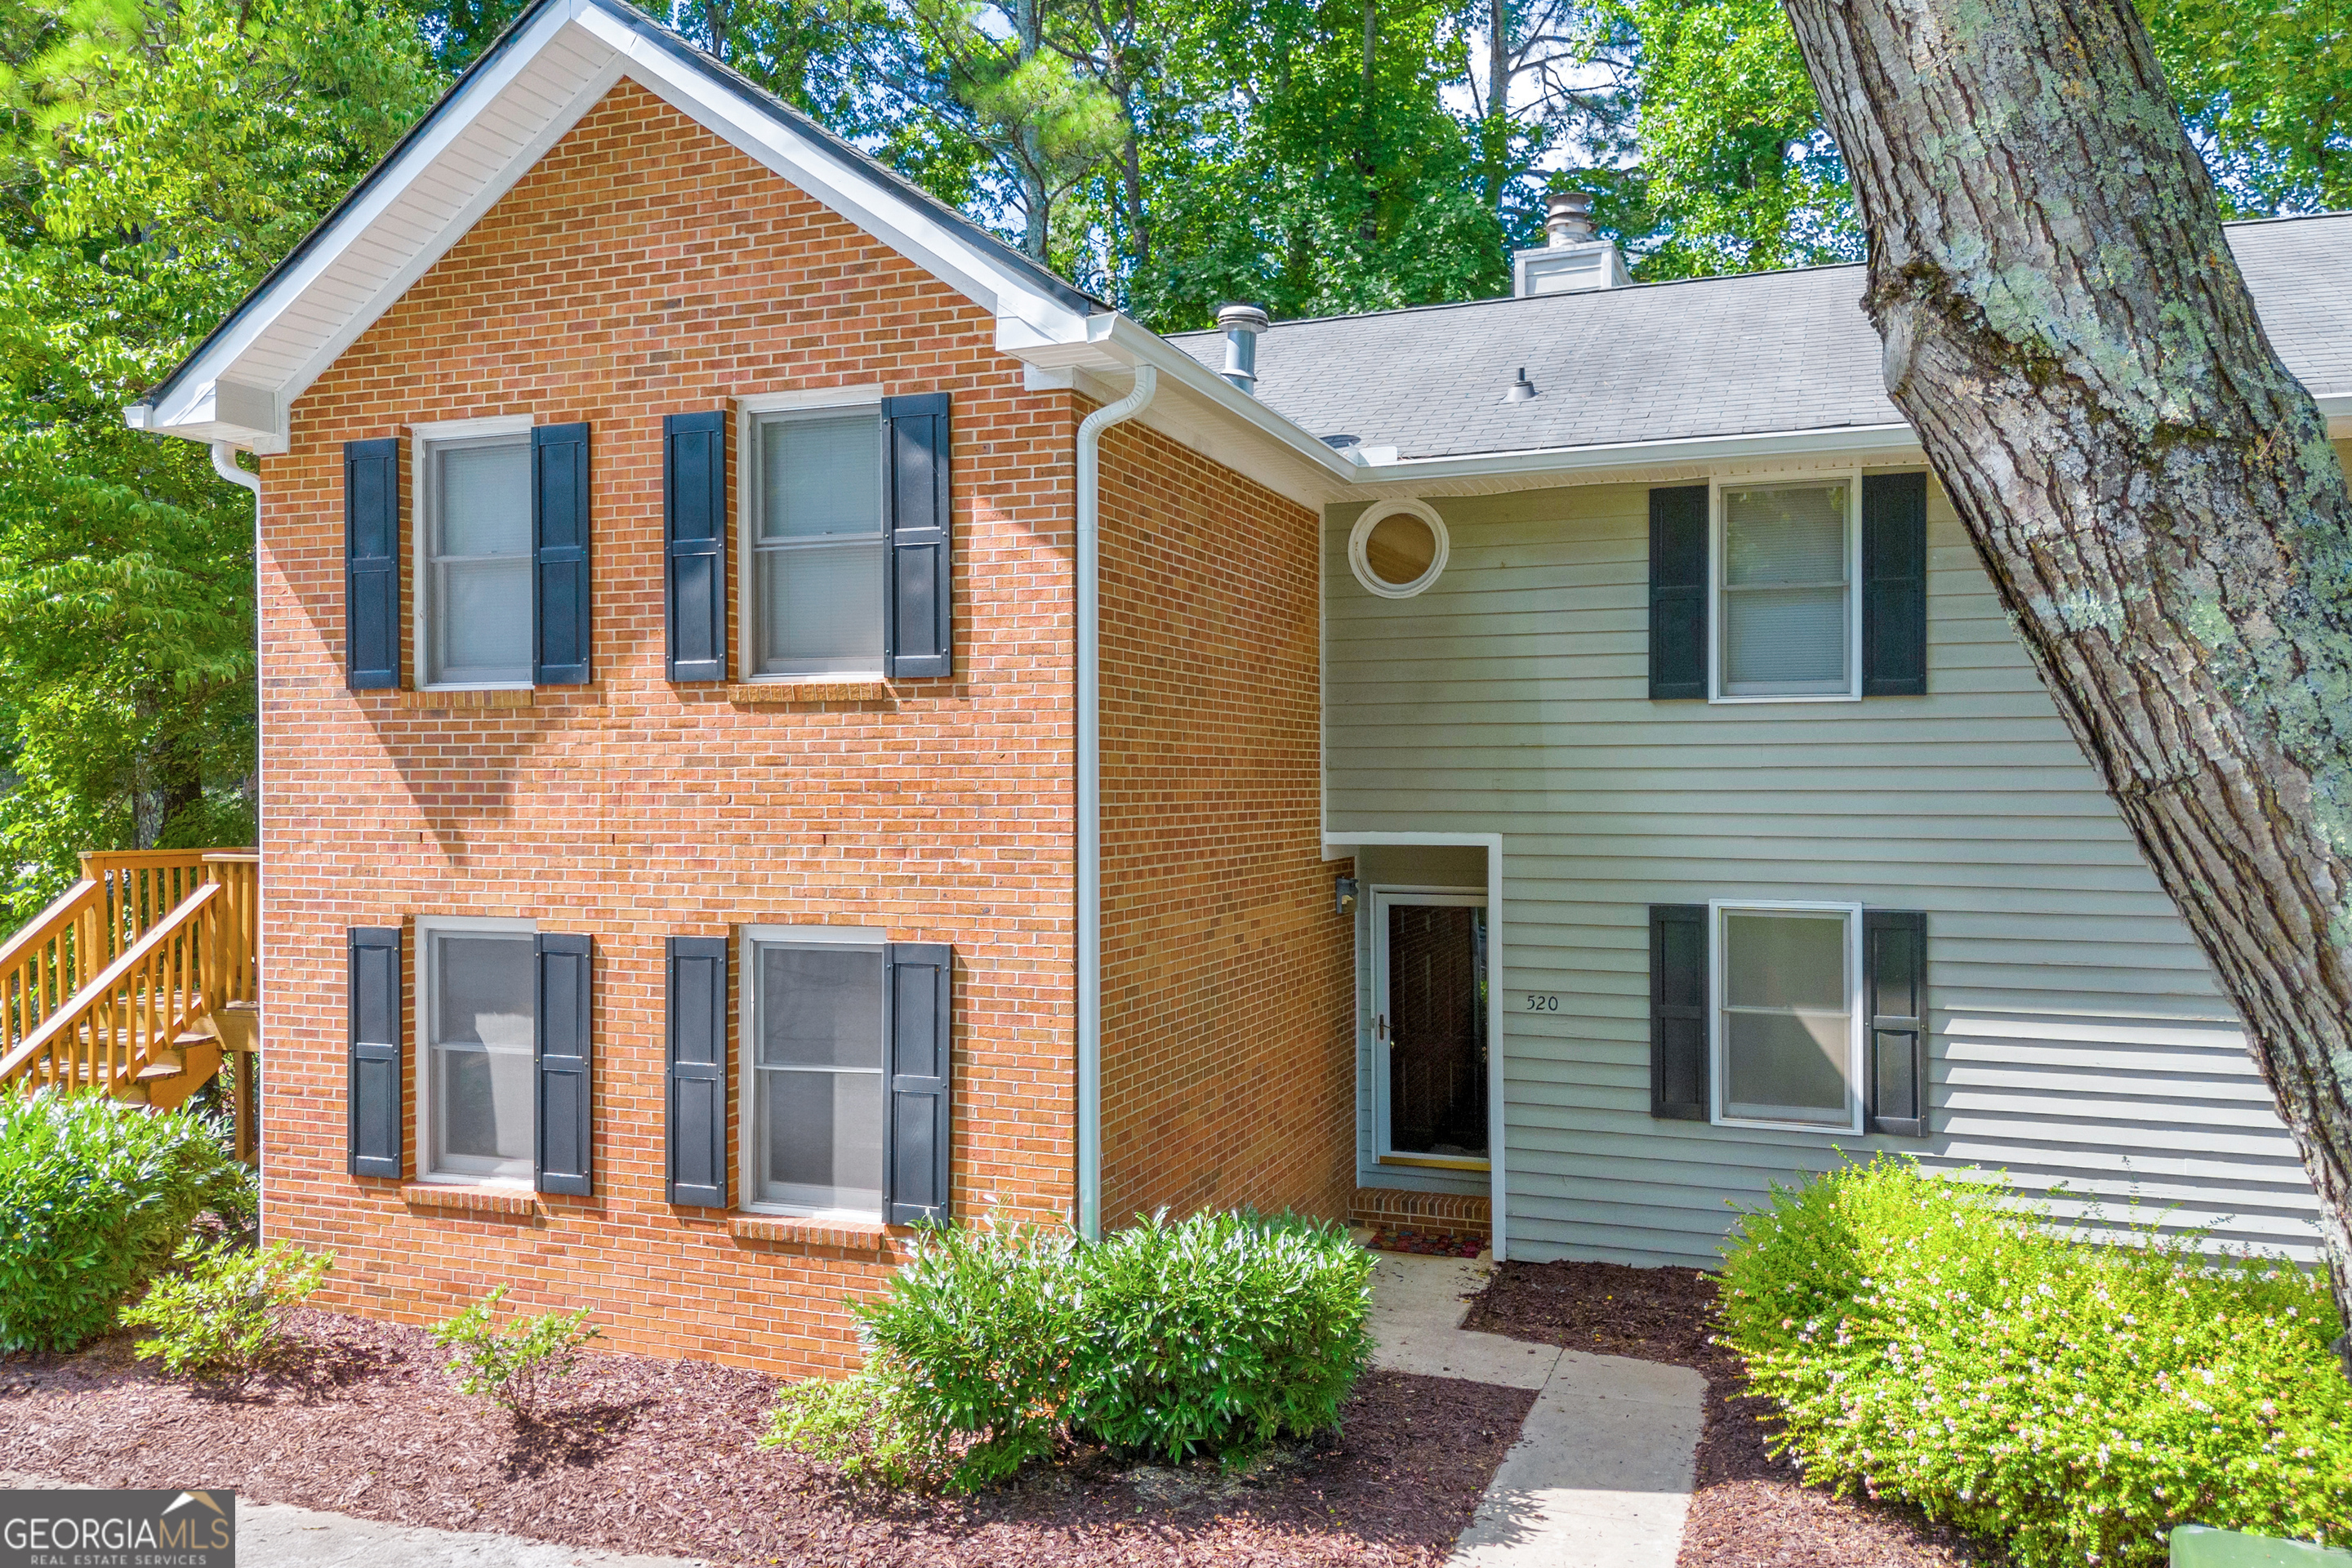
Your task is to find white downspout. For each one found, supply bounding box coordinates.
[1076,365,1157,1243]
[212,440,262,1204]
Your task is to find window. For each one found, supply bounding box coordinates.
[419,917,537,1183]
[1714,478,1859,699]
[742,928,885,1217]
[421,434,533,687]
[1347,499,1449,599]
[746,407,885,679]
[1713,902,1861,1131]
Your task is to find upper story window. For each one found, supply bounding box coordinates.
[421,433,534,688]
[1714,479,1859,700]
[1647,472,1922,703]
[746,406,885,679]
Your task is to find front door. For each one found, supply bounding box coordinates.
[1373,892,1490,1164]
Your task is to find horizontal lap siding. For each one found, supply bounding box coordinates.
[1325,472,2326,1267]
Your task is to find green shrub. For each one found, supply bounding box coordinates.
[1062,1209,1374,1462]
[0,1092,250,1352]
[763,1210,1373,1491]
[122,1236,332,1384]
[429,1285,602,1419]
[1717,1155,2352,1568]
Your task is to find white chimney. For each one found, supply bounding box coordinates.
[1514,189,1629,297]
[1216,303,1269,394]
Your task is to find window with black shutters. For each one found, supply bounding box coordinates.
[399,416,590,691]
[737,927,952,1223]
[735,394,951,684]
[1647,470,1927,702]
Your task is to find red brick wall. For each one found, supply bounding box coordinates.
[257,80,1081,1376]
[1094,422,1355,1228]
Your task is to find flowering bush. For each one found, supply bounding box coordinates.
[1716,1156,2352,1567]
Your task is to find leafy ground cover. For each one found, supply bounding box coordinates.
[0,1094,248,1352]
[1464,1257,1996,1567]
[773,1213,1374,1492]
[1717,1158,2352,1568]
[0,1308,1530,1566]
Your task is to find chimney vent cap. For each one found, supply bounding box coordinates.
[1545,189,1597,247]
[1215,302,1271,334]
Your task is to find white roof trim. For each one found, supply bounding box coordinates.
[127,0,1101,454]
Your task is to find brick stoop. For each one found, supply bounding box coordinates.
[1351,1185,1492,1244]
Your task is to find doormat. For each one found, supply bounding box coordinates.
[1368,1227,1486,1258]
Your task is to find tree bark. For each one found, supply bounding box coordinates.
[1780,0,2352,1353]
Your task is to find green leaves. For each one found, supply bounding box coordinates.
[122,1234,333,1385]
[0,1090,249,1353]
[762,1210,1374,1491]
[1717,1156,2352,1566]
[429,1285,604,1419]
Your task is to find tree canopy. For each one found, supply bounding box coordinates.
[0,0,2341,918]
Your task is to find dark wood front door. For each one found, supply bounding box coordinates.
[1381,899,1489,1159]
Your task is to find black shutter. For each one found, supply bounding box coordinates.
[664,412,728,682]
[347,926,403,1178]
[1650,905,1708,1120]
[532,421,591,685]
[882,394,951,679]
[884,942,952,1223]
[535,933,593,1196]
[666,936,728,1207]
[1864,911,1929,1136]
[1649,486,1708,700]
[1862,472,1928,696]
[345,439,401,690]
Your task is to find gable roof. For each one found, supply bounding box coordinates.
[126,0,1111,452]
[1166,212,2352,470]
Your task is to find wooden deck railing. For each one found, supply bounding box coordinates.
[0,880,225,1094]
[0,848,260,1098]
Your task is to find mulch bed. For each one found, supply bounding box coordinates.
[1462,1260,2002,1567]
[0,1308,1535,1567]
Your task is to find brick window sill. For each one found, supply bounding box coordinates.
[391,688,535,710]
[728,1212,898,1250]
[402,1183,539,1218]
[726,680,893,706]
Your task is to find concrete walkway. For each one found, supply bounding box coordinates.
[0,1473,704,1568]
[1365,1251,1706,1568]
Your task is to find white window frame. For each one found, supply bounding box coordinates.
[1369,886,1490,1171]
[1708,470,1863,704]
[414,913,539,1187]
[736,922,889,1221]
[412,414,537,692]
[735,388,889,684]
[1709,898,1864,1134]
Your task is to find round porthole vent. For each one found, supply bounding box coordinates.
[1348,499,1449,599]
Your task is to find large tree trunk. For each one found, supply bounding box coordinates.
[1778,0,2352,1351]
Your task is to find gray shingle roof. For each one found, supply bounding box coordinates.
[1166,213,2352,462]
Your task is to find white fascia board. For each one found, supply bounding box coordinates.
[1349,421,1924,488]
[139,0,602,447]
[2317,390,2351,436]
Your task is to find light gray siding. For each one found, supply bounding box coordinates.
[1325,466,2330,1266]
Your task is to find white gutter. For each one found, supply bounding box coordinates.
[1076,364,1158,1243]
[212,439,264,1220]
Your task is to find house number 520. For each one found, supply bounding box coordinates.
[1524,994,1560,1011]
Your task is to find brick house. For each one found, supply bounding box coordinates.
[127,0,2352,1372]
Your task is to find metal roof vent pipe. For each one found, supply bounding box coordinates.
[1216,302,1269,395]
[1545,189,1597,247]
